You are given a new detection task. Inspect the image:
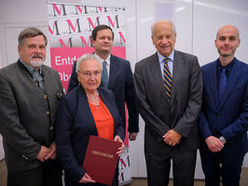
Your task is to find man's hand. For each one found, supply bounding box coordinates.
[129,132,137,141]
[163,129,182,146]
[36,146,49,162]
[45,142,57,160]
[205,136,224,152]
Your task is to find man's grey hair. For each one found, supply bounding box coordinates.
[18,27,47,47]
[151,20,176,37]
[76,54,103,73]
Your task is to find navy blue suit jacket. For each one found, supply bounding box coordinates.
[68,54,139,134]
[199,58,248,154]
[55,86,125,183]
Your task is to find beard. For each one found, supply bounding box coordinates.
[30,54,45,68]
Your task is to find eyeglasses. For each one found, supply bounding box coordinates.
[79,70,101,78]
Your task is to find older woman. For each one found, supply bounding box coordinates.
[55,54,125,186]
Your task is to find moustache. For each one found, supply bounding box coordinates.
[31,54,44,60]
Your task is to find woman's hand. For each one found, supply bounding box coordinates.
[78,173,96,184]
[114,135,125,156]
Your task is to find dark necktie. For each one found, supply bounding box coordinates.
[102,61,109,88]
[219,67,227,104]
[163,58,172,98]
[33,69,45,89]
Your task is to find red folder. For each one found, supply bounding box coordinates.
[83,135,121,185]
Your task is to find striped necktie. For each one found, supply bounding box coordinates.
[163,58,172,98]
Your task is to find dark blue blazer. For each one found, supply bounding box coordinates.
[199,58,248,154]
[55,86,125,183]
[68,54,139,134]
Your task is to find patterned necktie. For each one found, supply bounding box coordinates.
[219,67,227,104]
[33,69,45,89]
[163,58,172,98]
[102,61,109,88]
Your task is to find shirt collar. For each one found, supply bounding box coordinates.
[19,59,43,74]
[95,53,111,65]
[217,57,235,72]
[158,50,175,64]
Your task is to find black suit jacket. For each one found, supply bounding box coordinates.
[134,51,202,152]
[68,54,139,134]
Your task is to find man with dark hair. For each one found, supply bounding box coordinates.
[0,27,64,186]
[68,24,139,140]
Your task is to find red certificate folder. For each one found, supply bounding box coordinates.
[83,135,121,185]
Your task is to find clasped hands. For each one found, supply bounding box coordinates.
[36,142,57,162]
[163,129,182,146]
[79,135,125,184]
[205,136,224,152]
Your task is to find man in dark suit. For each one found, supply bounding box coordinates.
[68,25,139,140]
[0,27,64,186]
[199,25,248,186]
[134,20,202,186]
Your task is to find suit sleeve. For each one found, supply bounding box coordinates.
[134,64,171,138]
[220,82,248,141]
[124,62,139,133]
[0,73,40,160]
[173,57,203,138]
[55,97,85,182]
[67,61,79,92]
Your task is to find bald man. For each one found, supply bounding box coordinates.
[134,20,202,186]
[199,25,248,186]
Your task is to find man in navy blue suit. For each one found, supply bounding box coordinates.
[199,25,248,186]
[68,25,139,140]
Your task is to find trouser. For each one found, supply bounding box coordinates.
[7,159,62,186]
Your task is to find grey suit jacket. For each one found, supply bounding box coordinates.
[0,60,64,171]
[134,50,202,152]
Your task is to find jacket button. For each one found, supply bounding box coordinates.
[46,111,50,116]
[49,126,53,131]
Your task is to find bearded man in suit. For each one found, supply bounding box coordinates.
[0,27,64,186]
[134,20,202,186]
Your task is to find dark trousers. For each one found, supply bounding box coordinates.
[7,159,62,186]
[145,148,197,186]
[200,144,245,186]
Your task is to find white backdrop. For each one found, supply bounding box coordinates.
[0,0,248,179]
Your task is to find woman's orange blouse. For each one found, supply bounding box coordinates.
[89,97,114,140]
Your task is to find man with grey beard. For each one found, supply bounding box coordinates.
[0,27,64,186]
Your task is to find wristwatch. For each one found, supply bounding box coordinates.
[219,136,226,144]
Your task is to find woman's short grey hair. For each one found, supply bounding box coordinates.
[76,54,103,73]
[18,27,47,47]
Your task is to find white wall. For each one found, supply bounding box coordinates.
[1,0,248,179]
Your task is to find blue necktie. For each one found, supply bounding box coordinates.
[219,67,227,104]
[102,61,108,88]
[163,58,172,98]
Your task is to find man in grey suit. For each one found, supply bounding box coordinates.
[134,20,202,186]
[0,27,64,186]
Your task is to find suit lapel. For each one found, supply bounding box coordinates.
[108,55,116,90]
[208,62,219,109]
[219,60,241,109]
[170,52,179,106]
[150,53,171,103]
